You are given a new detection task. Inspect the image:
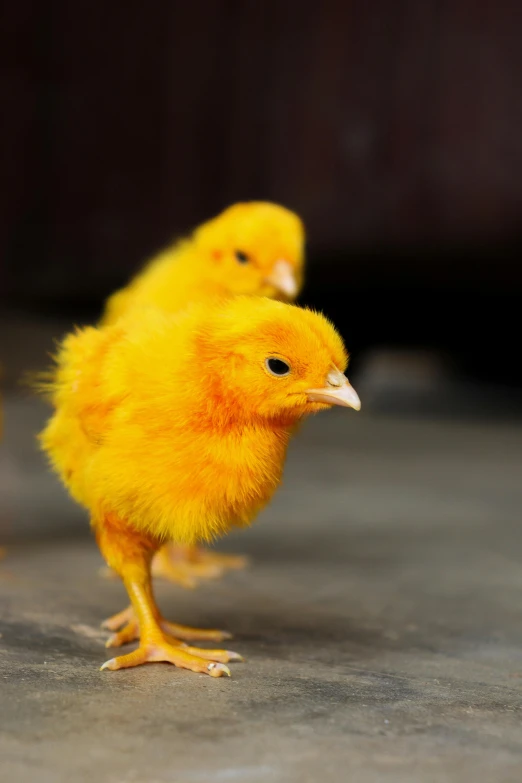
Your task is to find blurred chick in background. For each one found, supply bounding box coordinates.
[102,201,304,323]
[39,297,360,676]
[101,202,305,588]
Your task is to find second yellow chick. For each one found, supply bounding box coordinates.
[103,201,304,323]
[101,201,305,587]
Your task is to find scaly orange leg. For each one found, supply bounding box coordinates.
[99,553,199,589]
[96,517,242,677]
[100,543,248,589]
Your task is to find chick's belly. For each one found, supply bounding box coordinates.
[95,465,278,547]
[91,430,286,545]
[164,478,275,545]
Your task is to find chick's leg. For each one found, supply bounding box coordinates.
[99,555,198,590]
[97,519,241,676]
[151,543,249,587]
[101,543,247,589]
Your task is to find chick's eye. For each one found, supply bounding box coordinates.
[266,357,291,376]
[235,250,249,264]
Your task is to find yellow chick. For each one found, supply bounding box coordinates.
[39,297,360,676]
[102,201,304,325]
[101,202,305,588]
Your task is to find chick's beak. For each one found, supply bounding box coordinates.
[306,369,361,411]
[266,259,298,298]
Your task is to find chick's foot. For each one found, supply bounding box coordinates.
[151,543,248,587]
[187,546,249,572]
[101,631,241,677]
[102,605,232,648]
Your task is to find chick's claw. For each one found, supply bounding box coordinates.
[207,663,231,678]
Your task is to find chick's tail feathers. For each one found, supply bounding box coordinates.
[21,367,59,401]
[37,324,124,507]
[23,326,106,402]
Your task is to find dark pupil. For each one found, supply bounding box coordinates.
[268,358,289,375]
[235,250,249,263]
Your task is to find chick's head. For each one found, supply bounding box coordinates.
[195,297,360,426]
[193,202,305,301]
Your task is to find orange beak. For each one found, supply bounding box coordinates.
[306,369,361,410]
[265,260,298,298]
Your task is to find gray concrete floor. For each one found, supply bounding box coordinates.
[2,392,522,782]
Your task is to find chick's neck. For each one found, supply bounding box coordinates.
[196,391,299,437]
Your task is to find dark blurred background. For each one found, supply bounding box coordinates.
[1,0,521,397]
